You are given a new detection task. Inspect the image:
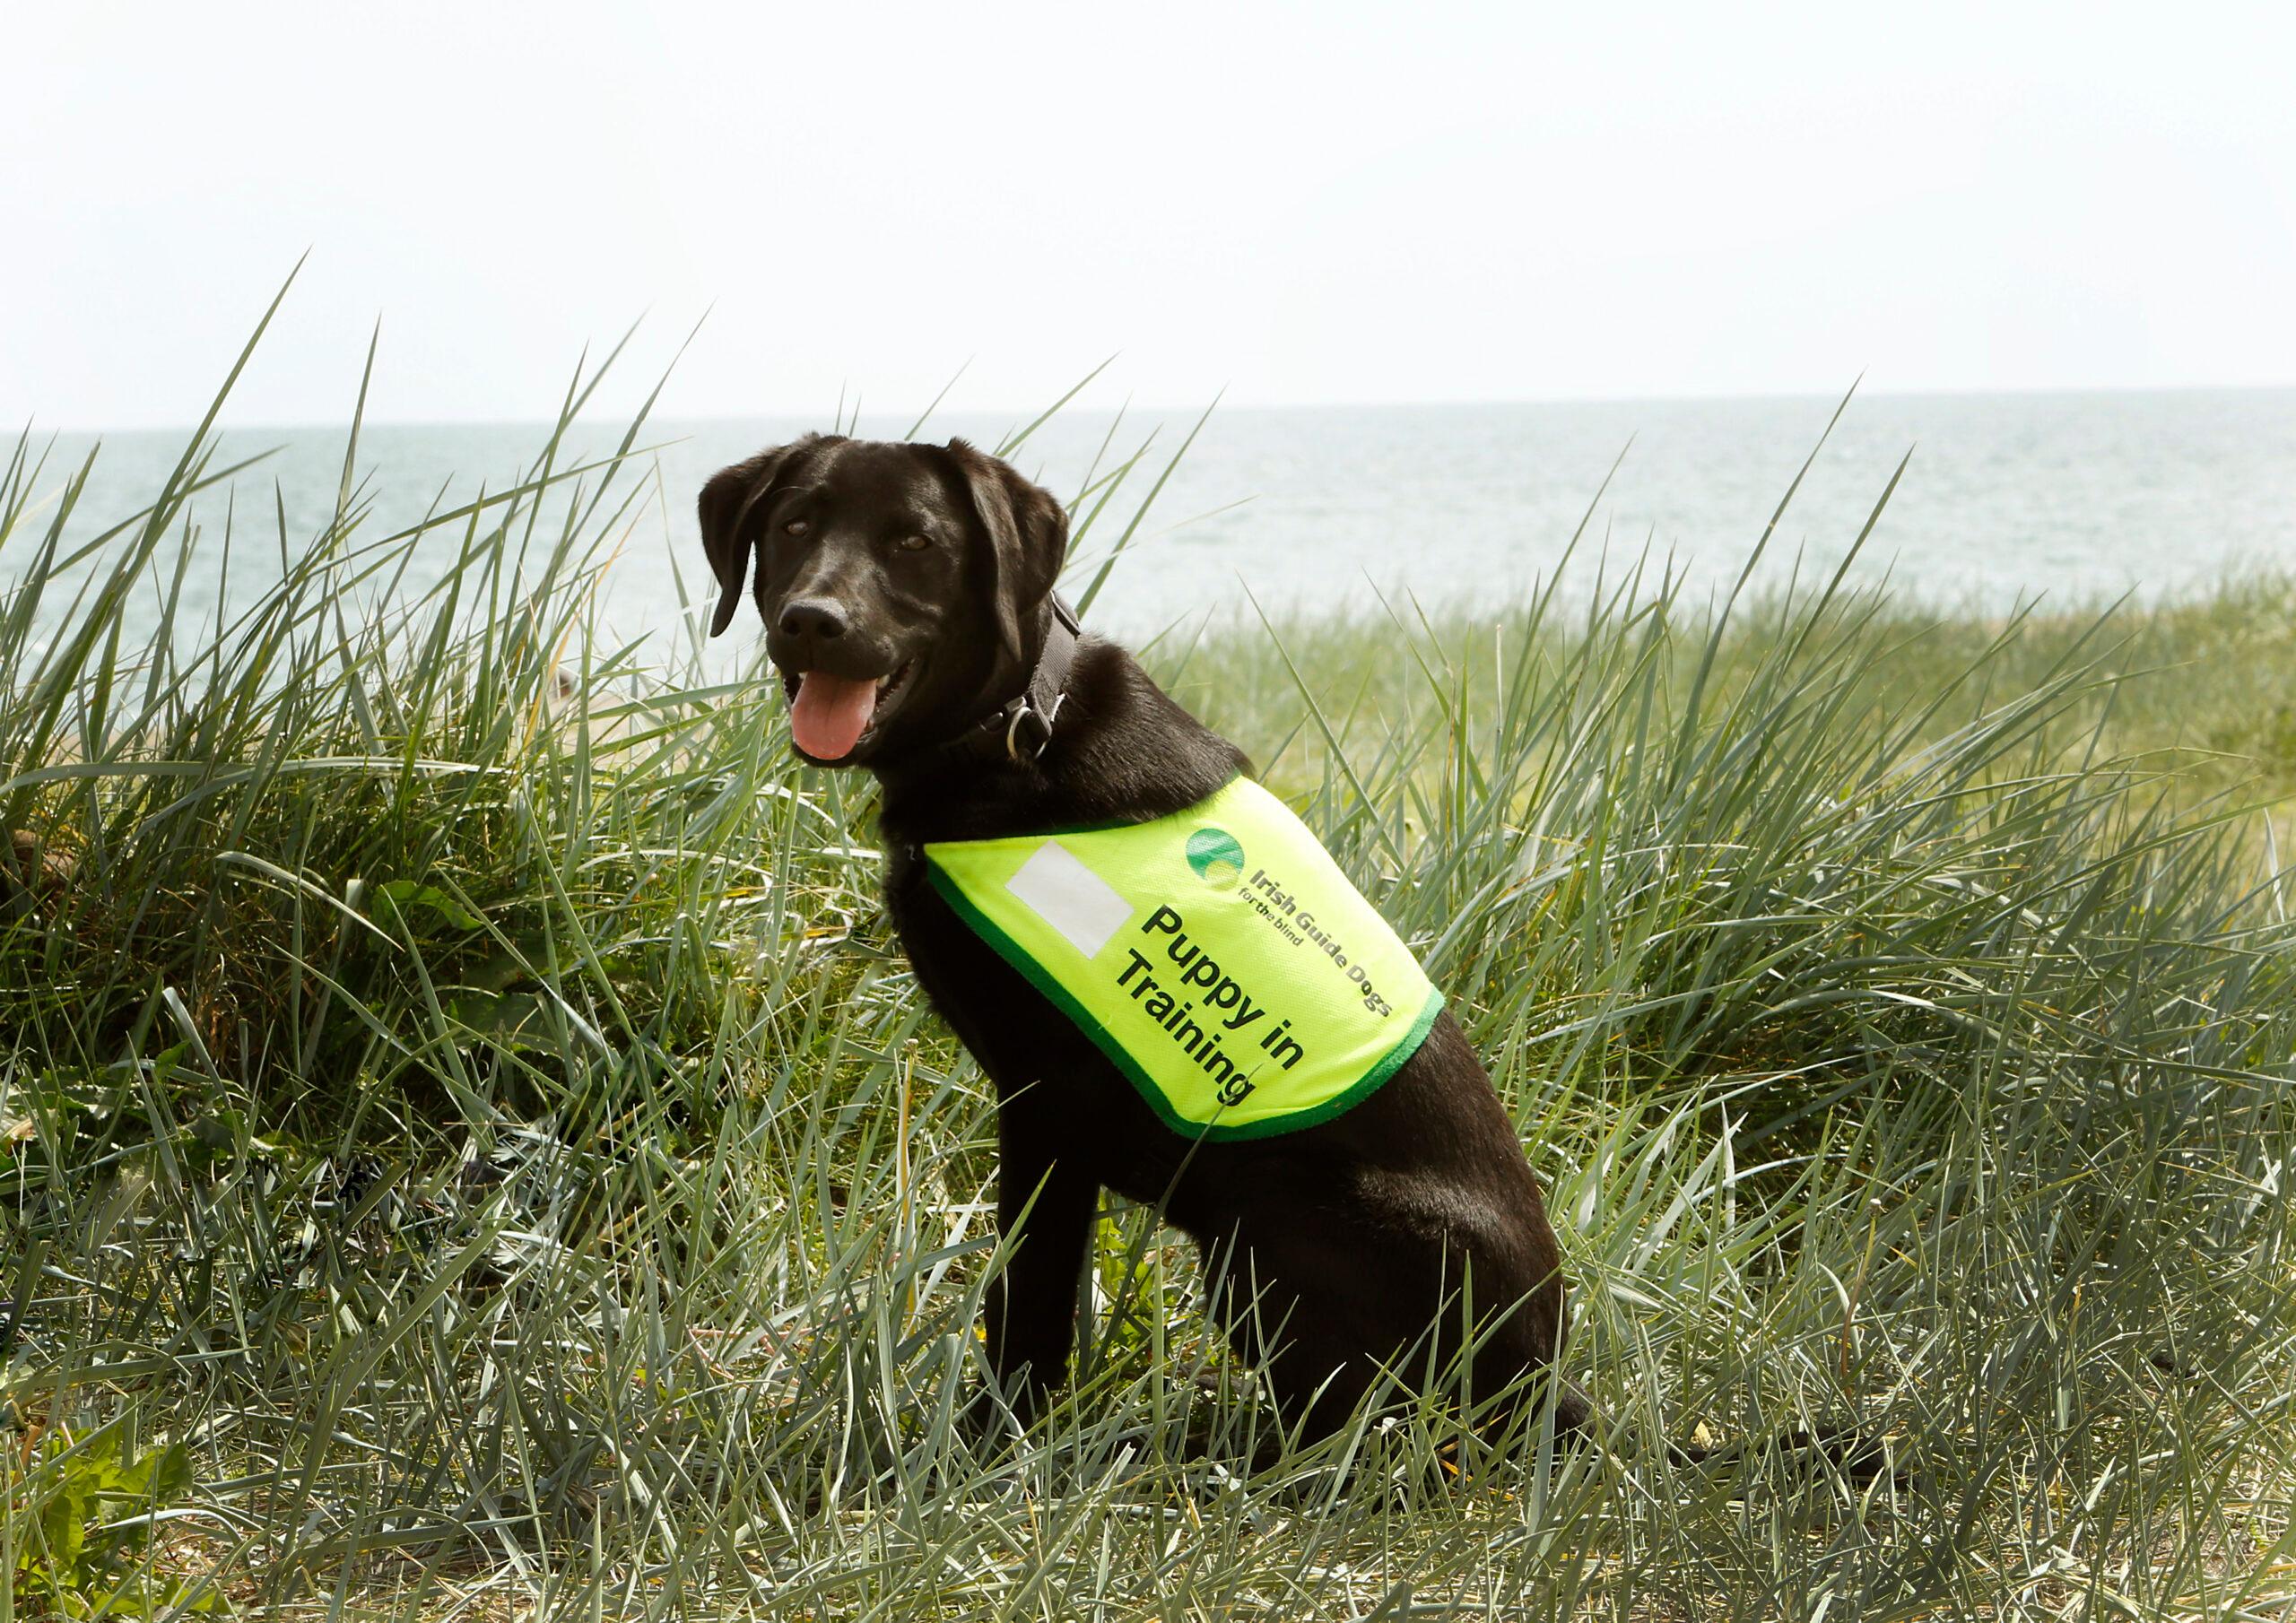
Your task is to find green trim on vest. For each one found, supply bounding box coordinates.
[922,776,1442,1141]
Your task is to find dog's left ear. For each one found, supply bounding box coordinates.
[945,438,1069,666]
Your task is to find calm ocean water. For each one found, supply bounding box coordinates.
[13,390,2296,654]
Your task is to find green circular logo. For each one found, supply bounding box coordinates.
[1186,827,1246,888]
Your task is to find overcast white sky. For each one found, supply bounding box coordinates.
[5,2,2292,429]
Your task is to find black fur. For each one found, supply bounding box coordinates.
[700,437,1588,1442]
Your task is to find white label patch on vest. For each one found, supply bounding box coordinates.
[1004,840,1134,957]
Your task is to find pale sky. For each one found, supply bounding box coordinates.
[6,1,2292,429]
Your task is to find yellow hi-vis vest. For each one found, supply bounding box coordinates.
[922,776,1442,1141]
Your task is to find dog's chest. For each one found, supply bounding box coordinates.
[883,855,1088,1079]
[883,850,1199,1195]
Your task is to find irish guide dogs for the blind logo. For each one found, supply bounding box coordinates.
[1186,826,1247,888]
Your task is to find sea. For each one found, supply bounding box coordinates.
[10,389,2296,654]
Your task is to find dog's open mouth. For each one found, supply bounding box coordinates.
[783,660,914,760]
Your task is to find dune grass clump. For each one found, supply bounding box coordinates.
[3,317,2293,1619]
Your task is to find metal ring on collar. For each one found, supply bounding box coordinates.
[1005,692,1065,762]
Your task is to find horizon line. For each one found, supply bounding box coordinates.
[15,377,2296,438]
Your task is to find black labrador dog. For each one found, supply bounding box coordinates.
[700,434,1588,1443]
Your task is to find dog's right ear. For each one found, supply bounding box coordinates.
[698,436,835,636]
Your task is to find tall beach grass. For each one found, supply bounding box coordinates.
[3,309,2293,1619]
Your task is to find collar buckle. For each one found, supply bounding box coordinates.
[1004,690,1065,761]
[940,594,1081,770]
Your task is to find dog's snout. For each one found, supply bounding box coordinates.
[778,597,849,643]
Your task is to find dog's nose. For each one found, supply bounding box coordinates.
[778,598,849,642]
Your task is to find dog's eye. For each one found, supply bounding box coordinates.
[783,519,810,538]
[898,534,932,552]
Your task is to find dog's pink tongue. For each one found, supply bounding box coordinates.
[790,672,877,759]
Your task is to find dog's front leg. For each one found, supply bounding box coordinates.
[981,1089,1099,1420]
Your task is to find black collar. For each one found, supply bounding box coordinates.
[943,595,1083,767]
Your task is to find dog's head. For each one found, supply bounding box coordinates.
[698,435,1068,766]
